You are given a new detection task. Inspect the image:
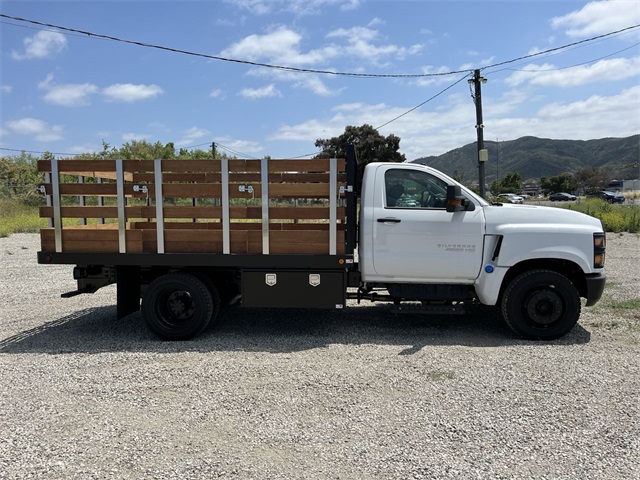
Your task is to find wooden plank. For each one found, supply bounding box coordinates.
[40,225,345,254]
[130,172,347,183]
[267,159,346,172]
[38,159,116,172]
[40,228,142,253]
[162,183,222,198]
[39,205,346,221]
[38,158,346,174]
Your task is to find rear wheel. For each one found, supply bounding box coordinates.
[142,272,215,340]
[501,270,580,340]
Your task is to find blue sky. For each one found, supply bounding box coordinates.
[1,0,639,161]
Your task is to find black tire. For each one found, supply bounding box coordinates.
[501,269,581,340]
[191,272,222,324]
[142,272,214,340]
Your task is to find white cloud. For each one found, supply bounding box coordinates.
[271,100,475,159]
[221,24,421,72]
[226,0,273,15]
[209,88,225,99]
[551,0,640,37]
[538,85,639,129]
[270,85,640,160]
[38,74,99,107]
[102,84,164,102]
[4,117,64,142]
[227,0,360,15]
[37,75,165,106]
[221,26,338,66]
[1,85,12,94]
[67,143,102,154]
[505,57,640,87]
[414,66,463,87]
[176,127,212,146]
[485,87,640,145]
[247,68,341,96]
[214,136,264,155]
[11,30,67,60]
[326,26,422,63]
[122,133,151,142]
[239,84,282,99]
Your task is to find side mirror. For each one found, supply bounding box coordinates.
[446,185,474,212]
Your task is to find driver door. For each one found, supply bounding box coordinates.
[371,166,485,282]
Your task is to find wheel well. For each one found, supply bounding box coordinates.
[499,259,587,302]
[140,267,240,304]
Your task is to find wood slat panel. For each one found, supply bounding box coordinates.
[38,158,346,174]
[40,228,143,253]
[41,179,344,199]
[130,172,346,183]
[38,159,116,172]
[39,205,346,221]
[129,222,344,231]
[267,159,346,172]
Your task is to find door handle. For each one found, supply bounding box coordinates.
[377,218,401,223]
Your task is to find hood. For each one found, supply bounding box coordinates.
[483,203,603,234]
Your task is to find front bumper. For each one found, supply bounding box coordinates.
[585,273,606,307]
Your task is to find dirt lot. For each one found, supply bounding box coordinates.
[1,233,638,479]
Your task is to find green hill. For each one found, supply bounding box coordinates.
[412,135,640,183]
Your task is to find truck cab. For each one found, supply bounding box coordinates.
[357,162,606,340]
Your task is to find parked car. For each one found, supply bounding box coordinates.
[549,192,577,201]
[498,193,524,204]
[586,190,625,203]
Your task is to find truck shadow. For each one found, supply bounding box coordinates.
[0,303,591,355]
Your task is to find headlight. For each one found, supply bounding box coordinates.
[593,233,605,268]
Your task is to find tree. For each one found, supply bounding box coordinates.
[490,172,522,195]
[314,124,405,180]
[539,173,577,195]
[0,152,43,205]
[574,166,612,193]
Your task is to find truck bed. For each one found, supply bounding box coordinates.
[37,157,348,256]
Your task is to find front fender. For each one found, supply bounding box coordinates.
[493,226,596,274]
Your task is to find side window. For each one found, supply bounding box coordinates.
[385,169,449,209]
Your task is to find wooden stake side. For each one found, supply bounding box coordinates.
[38,157,348,255]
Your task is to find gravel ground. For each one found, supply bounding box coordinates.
[1,233,639,480]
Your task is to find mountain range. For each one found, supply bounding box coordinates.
[411,135,640,184]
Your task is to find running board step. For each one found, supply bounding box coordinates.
[390,304,466,315]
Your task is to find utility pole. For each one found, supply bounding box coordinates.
[496,137,499,182]
[469,69,488,197]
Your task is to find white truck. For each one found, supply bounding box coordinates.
[37,145,606,340]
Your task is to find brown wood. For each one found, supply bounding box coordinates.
[130,172,346,183]
[38,157,348,255]
[38,158,346,173]
[39,205,346,221]
[40,228,143,253]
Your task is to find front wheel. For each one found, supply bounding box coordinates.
[142,272,215,340]
[501,270,581,340]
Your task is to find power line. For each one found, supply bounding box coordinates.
[0,13,467,79]
[2,13,638,79]
[486,42,640,75]
[0,147,82,156]
[480,24,640,73]
[179,142,213,150]
[213,142,255,159]
[375,73,472,130]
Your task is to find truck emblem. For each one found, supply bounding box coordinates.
[265,273,277,286]
[309,274,321,287]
